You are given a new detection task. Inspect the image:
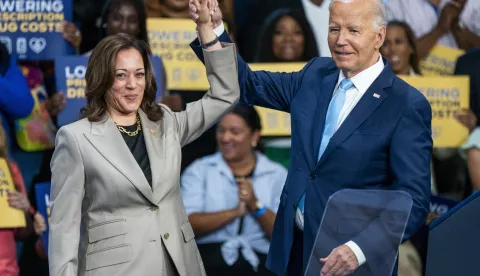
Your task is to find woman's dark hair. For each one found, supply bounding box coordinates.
[255,9,318,63]
[387,21,422,75]
[227,104,264,152]
[81,34,163,122]
[99,0,149,44]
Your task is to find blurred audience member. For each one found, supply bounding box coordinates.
[0,43,34,149]
[301,0,332,57]
[237,0,328,58]
[16,64,64,276]
[461,126,480,191]
[381,21,422,75]
[381,21,468,201]
[60,21,83,53]
[91,0,150,53]
[235,0,305,61]
[381,21,424,276]
[457,49,480,195]
[0,119,33,276]
[72,0,107,52]
[386,0,480,59]
[146,0,234,25]
[147,0,190,18]
[18,182,50,276]
[455,49,480,129]
[90,0,169,95]
[181,105,287,276]
[255,9,318,63]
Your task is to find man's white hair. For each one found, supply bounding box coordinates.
[329,0,387,31]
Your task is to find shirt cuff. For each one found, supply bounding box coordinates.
[213,22,225,37]
[195,22,225,38]
[345,241,366,266]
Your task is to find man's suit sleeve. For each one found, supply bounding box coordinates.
[352,95,432,268]
[49,127,85,276]
[190,24,315,113]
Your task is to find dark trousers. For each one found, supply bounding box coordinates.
[287,226,304,275]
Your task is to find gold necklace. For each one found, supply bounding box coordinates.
[116,115,141,136]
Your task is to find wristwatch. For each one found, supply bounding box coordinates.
[252,201,267,218]
[254,201,265,211]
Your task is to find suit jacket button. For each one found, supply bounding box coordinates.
[309,173,316,180]
[164,233,169,240]
[150,206,158,211]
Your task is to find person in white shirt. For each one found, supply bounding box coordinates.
[181,105,287,276]
[301,0,333,57]
[385,0,480,59]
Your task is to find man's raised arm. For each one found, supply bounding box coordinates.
[189,0,315,113]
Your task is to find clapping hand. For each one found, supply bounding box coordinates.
[60,21,82,49]
[437,0,466,33]
[237,177,258,211]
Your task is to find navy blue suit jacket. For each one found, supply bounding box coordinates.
[191,32,432,276]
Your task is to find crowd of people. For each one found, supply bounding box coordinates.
[0,0,479,275]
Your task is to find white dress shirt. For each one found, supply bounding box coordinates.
[181,152,287,271]
[295,54,385,267]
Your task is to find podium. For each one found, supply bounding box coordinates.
[305,189,413,276]
[425,190,480,276]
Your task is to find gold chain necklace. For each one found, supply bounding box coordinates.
[116,115,141,136]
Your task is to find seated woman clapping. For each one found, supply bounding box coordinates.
[181,105,287,276]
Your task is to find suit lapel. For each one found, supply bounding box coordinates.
[311,69,339,164]
[138,110,166,203]
[84,115,156,205]
[315,66,394,170]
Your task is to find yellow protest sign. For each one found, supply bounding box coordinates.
[420,45,465,76]
[0,158,26,228]
[401,76,469,148]
[249,63,304,136]
[147,18,206,90]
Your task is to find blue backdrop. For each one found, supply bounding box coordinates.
[0,0,74,59]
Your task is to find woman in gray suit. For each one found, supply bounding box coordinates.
[48,2,238,275]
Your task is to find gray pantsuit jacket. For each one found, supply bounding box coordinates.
[48,44,240,276]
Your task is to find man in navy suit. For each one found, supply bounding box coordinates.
[189,0,432,275]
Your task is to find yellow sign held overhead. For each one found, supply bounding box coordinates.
[0,158,26,228]
[420,45,465,76]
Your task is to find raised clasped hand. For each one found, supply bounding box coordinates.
[189,0,222,28]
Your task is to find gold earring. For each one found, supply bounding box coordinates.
[252,141,257,148]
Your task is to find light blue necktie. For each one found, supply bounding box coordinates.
[298,78,355,214]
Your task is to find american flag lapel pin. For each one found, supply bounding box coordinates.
[373,93,380,98]
[150,129,157,137]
